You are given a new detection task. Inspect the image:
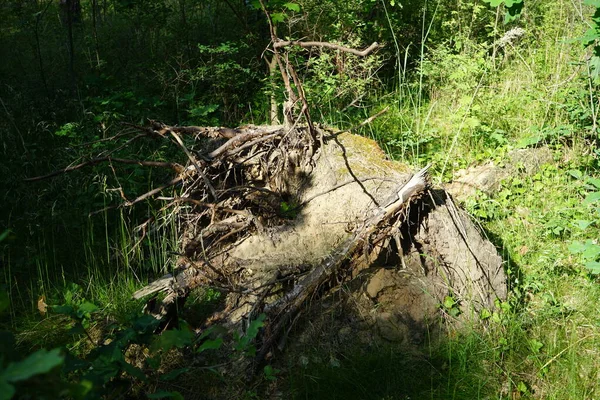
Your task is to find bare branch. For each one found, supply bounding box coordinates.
[25,157,185,182]
[273,40,381,57]
[169,130,217,201]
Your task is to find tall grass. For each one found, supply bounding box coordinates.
[1,198,178,338]
[290,1,600,398]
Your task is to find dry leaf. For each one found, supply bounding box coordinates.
[37,295,47,316]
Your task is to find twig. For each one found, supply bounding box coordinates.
[207,128,282,159]
[349,106,390,131]
[70,128,139,148]
[169,130,218,200]
[98,133,146,157]
[25,157,185,182]
[125,176,184,207]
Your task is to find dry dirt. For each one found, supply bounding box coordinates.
[221,129,507,346]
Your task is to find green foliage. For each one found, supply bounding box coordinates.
[234,314,266,356]
[582,0,600,81]
[482,0,524,23]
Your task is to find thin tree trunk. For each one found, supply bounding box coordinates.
[179,0,191,60]
[34,5,49,94]
[65,0,76,93]
[92,0,100,67]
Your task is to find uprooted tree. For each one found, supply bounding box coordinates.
[26,10,507,373]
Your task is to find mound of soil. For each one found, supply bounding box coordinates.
[128,124,507,366]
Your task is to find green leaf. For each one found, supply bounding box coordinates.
[133,314,160,333]
[569,240,600,260]
[583,191,600,205]
[568,240,586,254]
[52,304,75,316]
[283,2,300,12]
[482,0,504,6]
[567,169,583,180]
[121,361,146,381]
[189,103,219,118]
[579,28,600,46]
[528,339,543,354]
[504,1,524,23]
[2,348,64,382]
[480,308,492,320]
[589,56,600,82]
[585,0,600,7]
[196,338,223,353]
[583,243,600,260]
[235,314,266,353]
[0,379,15,400]
[517,381,528,394]
[151,327,194,353]
[263,365,280,381]
[76,302,99,319]
[54,122,79,138]
[574,220,593,230]
[69,379,93,400]
[160,368,190,381]
[271,13,285,23]
[0,230,10,242]
[585,261,600,274]
[448,307,461,317]
[443,296,455,309]
[587,177,600,189]
[246,314,266,340]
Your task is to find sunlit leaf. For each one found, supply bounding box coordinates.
[583,191,600,205]
[482,0,504,6]
[283,2,300,12]
[585,261,600,274]
[567,169,583,180]
[587,177,600,189]
[271,13,285,23]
